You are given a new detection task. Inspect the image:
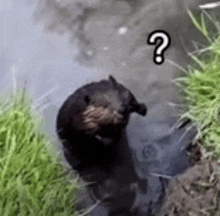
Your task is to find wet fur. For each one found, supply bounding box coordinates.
[56,75,147,176]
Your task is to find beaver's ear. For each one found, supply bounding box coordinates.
[109,75,119,88]
[84,95,90,104]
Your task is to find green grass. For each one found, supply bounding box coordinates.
[175,10,220,158]
[0,87,82,216]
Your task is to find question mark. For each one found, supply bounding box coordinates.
[147,30,171,65]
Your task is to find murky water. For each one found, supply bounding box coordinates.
[1,0,220,215]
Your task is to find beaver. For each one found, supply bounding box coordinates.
[56,75,147,177]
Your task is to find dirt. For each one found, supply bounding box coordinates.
[157,153,220,216]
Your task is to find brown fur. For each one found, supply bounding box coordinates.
[56,75,147,170]
[81,104,124,134]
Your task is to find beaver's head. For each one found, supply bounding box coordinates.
[70,75,147,145]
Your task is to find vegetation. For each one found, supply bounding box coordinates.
[0,88,81,216]
[175,10,220,158]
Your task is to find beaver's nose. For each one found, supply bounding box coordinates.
[134,103,147,116]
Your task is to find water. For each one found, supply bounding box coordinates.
[0,0,219,215]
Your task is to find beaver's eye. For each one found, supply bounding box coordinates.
[84,95,90,104]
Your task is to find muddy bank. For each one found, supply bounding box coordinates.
[157,155,220,216]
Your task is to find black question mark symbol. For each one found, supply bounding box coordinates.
[147,30,171,65]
